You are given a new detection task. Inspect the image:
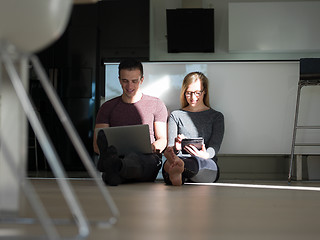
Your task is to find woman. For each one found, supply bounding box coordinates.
[163,72,224,186]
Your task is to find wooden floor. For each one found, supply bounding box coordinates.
[1,178,320,240]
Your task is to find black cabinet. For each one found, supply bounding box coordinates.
[32,4,98,171]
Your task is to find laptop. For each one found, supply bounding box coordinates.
[96,124,153,156]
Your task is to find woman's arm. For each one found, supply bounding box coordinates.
[206,112,225,158]
[167,114,178,147]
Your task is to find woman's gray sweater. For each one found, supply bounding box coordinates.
[168,108,225,158]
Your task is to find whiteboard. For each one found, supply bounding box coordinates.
[229,1,320,53]
[105,61,320,155]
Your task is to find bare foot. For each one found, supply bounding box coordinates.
[168,160,184,186]
[164,147,184,186]
[164,147,176,165]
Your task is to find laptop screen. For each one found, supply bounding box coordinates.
[96,124,152,156]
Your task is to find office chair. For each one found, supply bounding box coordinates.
[0,1,118,239]
[288,58,320,182]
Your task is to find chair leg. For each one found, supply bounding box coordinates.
[34,137,38,174]
[3,54,90,238]
[288,85,302,182]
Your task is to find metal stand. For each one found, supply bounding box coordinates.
[288,58,320,182]
[0,50,119,239]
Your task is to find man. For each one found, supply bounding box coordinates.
[93,59,167,186]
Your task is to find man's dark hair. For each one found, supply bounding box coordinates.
[118,59,143,77]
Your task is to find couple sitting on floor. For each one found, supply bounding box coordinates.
[93,59,224,186]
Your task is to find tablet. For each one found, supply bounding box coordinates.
[181,138,204,154]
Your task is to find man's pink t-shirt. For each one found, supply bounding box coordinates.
[96,94,168,143]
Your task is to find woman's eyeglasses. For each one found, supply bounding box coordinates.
[185,90,204,97]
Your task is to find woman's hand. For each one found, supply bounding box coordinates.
[174,134,185,151]
[184,144,210,159]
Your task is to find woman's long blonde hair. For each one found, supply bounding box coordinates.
[180,72,210,108]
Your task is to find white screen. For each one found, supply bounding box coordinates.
[105,61,320,155]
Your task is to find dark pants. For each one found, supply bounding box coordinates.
[119,152,162,183]
[97,129,162,185]
[100,152,162,185]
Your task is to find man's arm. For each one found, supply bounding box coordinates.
[152,121,167,153]
[93,123,109,154]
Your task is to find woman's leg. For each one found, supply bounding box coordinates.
[163,147,184,186]
[189,157,219,183]
[162,147,202,185]
[162,151,219,185]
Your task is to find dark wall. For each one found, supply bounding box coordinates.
[98,0,149,61]
[29,1,149,171]
[97,0,150,99]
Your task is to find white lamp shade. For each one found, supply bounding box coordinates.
[0,0,72,53]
